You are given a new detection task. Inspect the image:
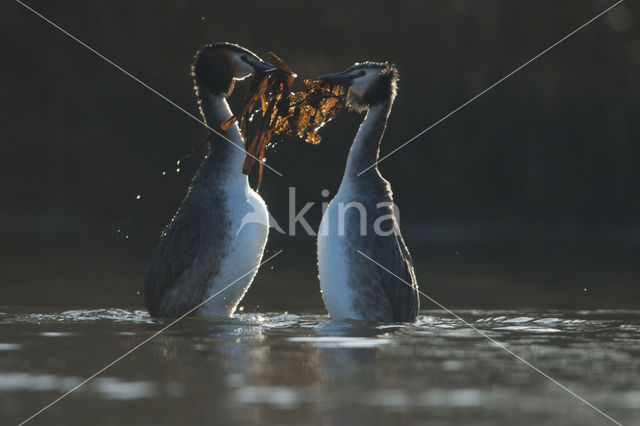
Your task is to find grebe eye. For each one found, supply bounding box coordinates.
[241,54,248,61]
[357,70,366,76]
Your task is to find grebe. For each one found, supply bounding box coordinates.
[144,43,274,317]
[317,62,419,322]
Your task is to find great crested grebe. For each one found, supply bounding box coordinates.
[317,62,419,322]
[144,43,274,318]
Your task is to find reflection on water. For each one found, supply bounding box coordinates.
[0,373,167,400]
[288,337,392,348]
[1,308,639,425]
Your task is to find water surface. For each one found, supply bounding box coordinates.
[1,308,639,425]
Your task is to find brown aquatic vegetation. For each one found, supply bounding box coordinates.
[220,52,347,186]
[280,79,346,145]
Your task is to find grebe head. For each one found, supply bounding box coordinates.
[192,42,276,97]
[318,62,399,112]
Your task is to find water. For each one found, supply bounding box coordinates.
[1,308,639,425]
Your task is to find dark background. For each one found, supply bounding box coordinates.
[1,0,639,312]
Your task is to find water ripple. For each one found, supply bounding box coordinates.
[1,309,153,324]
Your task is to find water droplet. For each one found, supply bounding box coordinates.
[176,160,181,166]
[161,171,166,176]
[321,189,330,197]
[136,194,141,200]
[201,16,205,21]
[176,168,181,173]
[124,234,129,239]
[584,288,588,292]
